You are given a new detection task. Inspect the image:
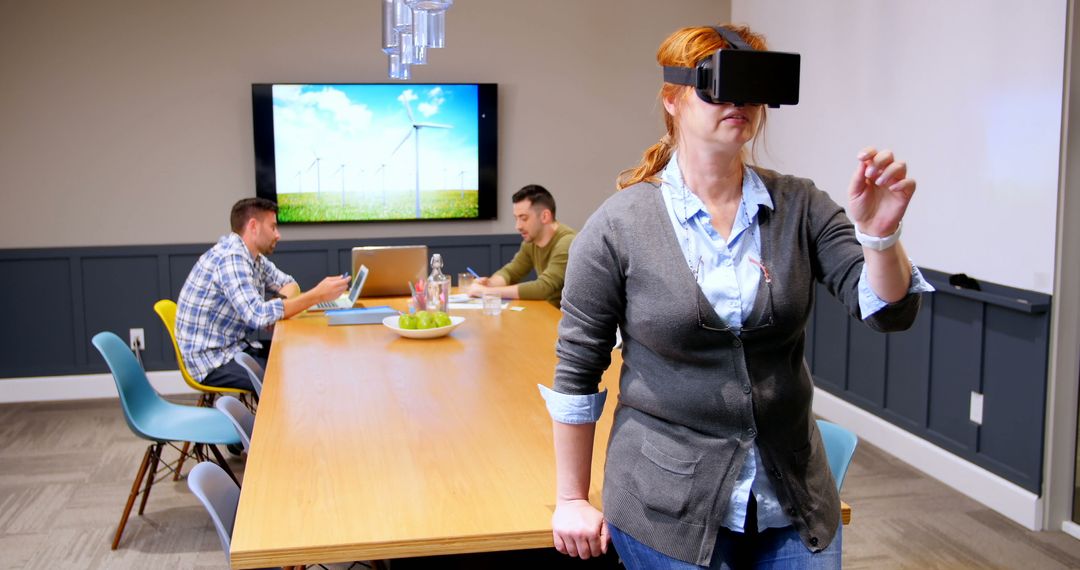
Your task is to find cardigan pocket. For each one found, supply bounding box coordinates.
[632,435,700,518]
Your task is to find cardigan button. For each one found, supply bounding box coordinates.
[810,536,819,547]
[747,428,757,437]
[733,339,742,348]
[743,384,751,394]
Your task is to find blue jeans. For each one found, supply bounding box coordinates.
[609,522,842,569]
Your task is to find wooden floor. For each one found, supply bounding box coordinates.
[1,397,1078,569]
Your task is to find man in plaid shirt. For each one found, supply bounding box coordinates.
[176,198,350,391]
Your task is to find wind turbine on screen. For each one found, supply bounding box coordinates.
[373,162,388,208]
[334,163,346,205]
[386,97,452,218]
[306,150,323,196]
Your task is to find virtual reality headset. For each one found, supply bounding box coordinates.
[662,26,800,108]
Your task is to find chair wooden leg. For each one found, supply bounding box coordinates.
[112,444,153,550]
[137,442,163,516]
[208,444,240,487]
[173,440,191,481]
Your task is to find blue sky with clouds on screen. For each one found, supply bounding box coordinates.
[272,84,480,195]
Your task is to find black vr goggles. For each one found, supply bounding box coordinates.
[662,26,800,108]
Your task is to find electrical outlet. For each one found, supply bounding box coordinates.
[129,328,145,351]
[969,391,984,425]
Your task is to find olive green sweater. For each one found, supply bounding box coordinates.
[493,224,577,307]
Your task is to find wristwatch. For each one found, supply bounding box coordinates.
[854,221,902,251]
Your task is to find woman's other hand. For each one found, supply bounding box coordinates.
[465,281,486,297]
[847,147,917,236]
[552,499,609,559]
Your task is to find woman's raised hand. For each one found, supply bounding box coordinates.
[847,147,917,237]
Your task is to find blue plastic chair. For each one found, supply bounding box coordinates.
[91,331,242,550]
[817,419,858,491]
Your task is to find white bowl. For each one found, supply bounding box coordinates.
[382,315,465,339]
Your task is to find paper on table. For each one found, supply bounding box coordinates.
[448,298,510,310]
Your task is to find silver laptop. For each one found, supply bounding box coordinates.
[350,245,429,297]
[308,264,369,312]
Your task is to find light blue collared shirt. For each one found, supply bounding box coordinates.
[540,154,934,532]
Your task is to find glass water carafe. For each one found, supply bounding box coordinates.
[425,253,450,312]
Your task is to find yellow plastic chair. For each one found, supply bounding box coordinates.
[153,300,252,402]
[154,299,254,477]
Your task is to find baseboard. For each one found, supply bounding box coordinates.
[0,370,197,403]
[1062,520,1080,540]
[814,387,1043,530]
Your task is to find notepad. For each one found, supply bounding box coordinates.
[326,306,398,326]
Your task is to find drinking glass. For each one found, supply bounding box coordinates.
[457,272,476,291]
[482,292,502,316]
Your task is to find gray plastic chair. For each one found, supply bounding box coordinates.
[215,396,255,453]
[187,461,240,565]
[189,461,372,570]
[233,352,265,398]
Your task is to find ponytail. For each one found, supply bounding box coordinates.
[616,133,675,190]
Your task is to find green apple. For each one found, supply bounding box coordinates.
[434,311,451,328]
[417,312,436,329]
[398,314,418,330]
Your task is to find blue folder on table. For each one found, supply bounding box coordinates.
[326,305,397,326]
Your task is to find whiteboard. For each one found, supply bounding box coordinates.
[733,0,1067,294]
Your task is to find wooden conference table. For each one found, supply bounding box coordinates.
[229,298,849,569]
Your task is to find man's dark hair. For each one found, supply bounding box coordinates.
[512,184,556,218]
[230,198,278,233]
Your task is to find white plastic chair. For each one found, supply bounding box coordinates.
[187,462,240,565]
[233,352,265,398]
[215,396,255,453]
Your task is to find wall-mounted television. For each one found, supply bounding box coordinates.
[252,83,497,223]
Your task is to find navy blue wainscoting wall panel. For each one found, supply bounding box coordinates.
[1,243,1052,494]
[0,234,522,379]
[807,268,1051,493]
[0,258,77,377]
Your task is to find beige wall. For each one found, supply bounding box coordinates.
[0,0,730,248]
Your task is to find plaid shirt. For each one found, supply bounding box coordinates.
[176,233,294,381]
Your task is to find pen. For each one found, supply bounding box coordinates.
[466,267,480,278]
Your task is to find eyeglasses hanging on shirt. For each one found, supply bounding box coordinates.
[675,184,775,334]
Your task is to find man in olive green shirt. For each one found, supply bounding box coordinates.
[467,185,576,307]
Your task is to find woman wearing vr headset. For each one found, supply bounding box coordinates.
[543,23,932,569]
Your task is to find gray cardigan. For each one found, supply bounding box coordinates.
[554,168,920,565]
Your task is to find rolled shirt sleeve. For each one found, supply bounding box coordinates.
[858,261,935,319]
[538,385,608,424]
